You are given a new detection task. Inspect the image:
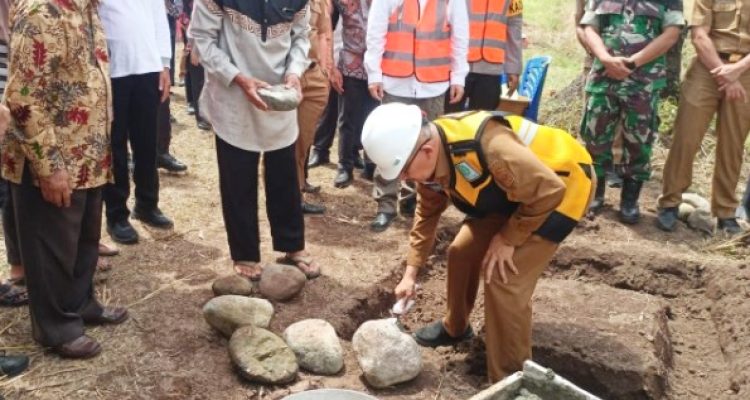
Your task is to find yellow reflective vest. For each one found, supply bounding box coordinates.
[433,111,593,243]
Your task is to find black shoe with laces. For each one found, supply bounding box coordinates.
[133,207,174,229]
[717,217,743,236]
[107,219,139,244]
[334,169,353,188]
[370,212,396,232]
[656,207,679,232]
[302,201,326,214]
[158,153,188,173]
[0,353,29,377]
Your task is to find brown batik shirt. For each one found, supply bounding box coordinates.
[3,0,112,188]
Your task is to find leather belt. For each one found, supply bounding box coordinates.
[718,52,747,63]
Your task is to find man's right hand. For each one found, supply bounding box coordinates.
[233,74,270,111]
[0,105,11,139]
[40,169,72,208]
[330,68,344,95]
[720,80,749,103]
[368,82,384,101]
[602,56,632,80]
[394,265,419,300]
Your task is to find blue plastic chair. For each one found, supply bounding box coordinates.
[500,55,552,122]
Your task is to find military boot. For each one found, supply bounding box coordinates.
[588,176,606,213]
[619,178,643,224]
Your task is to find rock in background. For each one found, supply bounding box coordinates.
[229,326,298,384]
[283,319,344,375]
[259,264,306,302]
[352,319,422,388]
[212,275,256,296]
[203,295,274,337]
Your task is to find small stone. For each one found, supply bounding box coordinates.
[283,319,344,375]
[212,275,255,296]
[203,295,273,337]
[682,193,711,212]
[257,85,301,111]
[352,319,422,388]
[229,326,298,384]
[687,209,715,235]
[259,264,306,302]
[677,203,696,222]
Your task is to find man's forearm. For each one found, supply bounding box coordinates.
[630,26,680,67]
[576,27,590,53]
[584,26,611,62]
[692,28,724,71]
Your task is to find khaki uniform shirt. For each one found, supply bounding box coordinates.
[691,0,750,54]
[308,0,332,65]
[407,121,566,267]
[3,0,113,188]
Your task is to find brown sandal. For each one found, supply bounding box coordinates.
[276,254,321,280]
[234,261,264,282]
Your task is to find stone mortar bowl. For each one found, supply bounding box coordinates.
[258,84,301,111]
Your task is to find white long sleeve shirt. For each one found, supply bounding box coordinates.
[98,0,172,79]
[365,0,469,99]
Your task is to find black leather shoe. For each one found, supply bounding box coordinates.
[197,120,212,131]
[413,320,474,348]
[308,151,329,168]
[186,104,196,115]
[158,153,188,172]
[0,354,29,377]
[354,154,365,170]
[717,218,743,236]
[619,178,643,225]
[133,207,174,229]
[302,201,326,214]
[84,306,129,325]
[52,335,101,359]
[656,207,679,232]
[107,219,139,244]
[400,198,417,217]
[334,169,353,188]
[302,181,321,194]
[370,212,396,232]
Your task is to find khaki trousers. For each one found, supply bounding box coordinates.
[659,59,750,218]
[295,64,330,190]
[442,214,559,383]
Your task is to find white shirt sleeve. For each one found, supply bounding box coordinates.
[364,0,398,84]
[448,0,469,86]
[154,0,173,68]
[189,0,240,87]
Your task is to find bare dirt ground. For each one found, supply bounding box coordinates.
[1,89,750,400]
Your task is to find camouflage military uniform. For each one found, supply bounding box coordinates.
[579,0,685,182]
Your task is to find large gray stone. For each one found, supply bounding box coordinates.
[687,209,714,234]
[203,295,273,337]
[212,275,255,296]
[532,279,672,400]
[257,85,301,111]
[259,263,306,302]
[681,193,710,212]
[229,326,298,384]
[352,319,422,388]
[283,319,344,375]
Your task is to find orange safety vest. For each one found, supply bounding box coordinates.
[468,0,508,64]
[382,0,452,83]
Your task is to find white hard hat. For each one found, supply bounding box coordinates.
[361,103,423,181]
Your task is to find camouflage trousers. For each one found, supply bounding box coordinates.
[580,90,660,182]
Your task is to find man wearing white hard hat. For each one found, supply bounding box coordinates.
[362,103,595,382]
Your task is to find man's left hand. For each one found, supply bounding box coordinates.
[712,63,743,86]
[285,74,303,101]
[159,68,171,103]
[448,84,464,104]
[482,233,518,284]
[506,74,520,96]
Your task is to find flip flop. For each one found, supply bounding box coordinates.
[234,261,264,282]
[98,243,120,257]
[276,254,321,280]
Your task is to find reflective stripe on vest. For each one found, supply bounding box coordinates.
[433,111,595,243]
[382,0,452,83]
[468,0,508,64]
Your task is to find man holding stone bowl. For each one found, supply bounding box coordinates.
[189,0,321,281]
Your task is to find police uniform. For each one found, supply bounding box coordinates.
[295,0,332,191]
[579,0,685,182]
[659,0,750,219]
[409,111,594,382]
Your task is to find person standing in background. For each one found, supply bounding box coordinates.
[99,1,177,245]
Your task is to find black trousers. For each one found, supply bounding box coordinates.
[2,181,21,266]
[187,61,206,123]
[157,95,172,156]
[312,88,339,159]
[104,72,161,223]
[337,77,378,172]
[11,169,103,346]
[168,15,176,84]
[445,72,502,113]
[216,136,304,262]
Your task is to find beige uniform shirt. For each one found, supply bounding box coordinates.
[308,0,332,66]
[692,0,750,54]
[407,121,566,268]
